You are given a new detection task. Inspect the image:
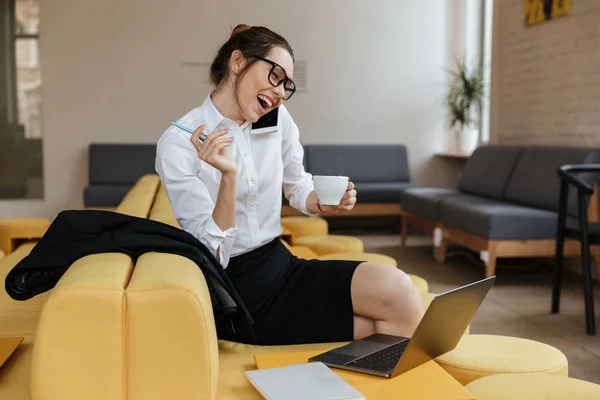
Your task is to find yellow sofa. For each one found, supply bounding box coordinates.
[0,175,451,400]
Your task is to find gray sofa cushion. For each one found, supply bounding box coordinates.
[89,144,157,185]
[458,145,522,199]
[439,194,558,240]
[84,185,131,207]
[503,146,600,216]
[305,145,410,182]
[401,187,461,221]
[354,182,422,203]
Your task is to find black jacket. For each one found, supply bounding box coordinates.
[4,209,256,341]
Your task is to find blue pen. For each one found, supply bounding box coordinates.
[170,121,207,141]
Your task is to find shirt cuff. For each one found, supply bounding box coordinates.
[290,184,317,217]
[203,217,238,266]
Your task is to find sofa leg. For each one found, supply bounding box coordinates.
[481,248,497,278]
[401,216,408,246]
[434,229,447,263]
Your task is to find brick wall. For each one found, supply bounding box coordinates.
[491,0,600,146]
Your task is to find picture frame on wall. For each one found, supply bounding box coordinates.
[525,0,571,26]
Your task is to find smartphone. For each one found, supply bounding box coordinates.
[251,107,280,134]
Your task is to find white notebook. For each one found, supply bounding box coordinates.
[245,361,366,400]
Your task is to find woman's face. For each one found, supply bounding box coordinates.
[233,46,294,123]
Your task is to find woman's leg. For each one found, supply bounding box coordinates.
[351,262,424,339]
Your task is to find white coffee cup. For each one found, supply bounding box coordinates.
[313,175,349,206]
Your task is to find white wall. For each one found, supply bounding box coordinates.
[0,0,469,218]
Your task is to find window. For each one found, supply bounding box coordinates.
[464,0,494,144]
[0,0,43,199]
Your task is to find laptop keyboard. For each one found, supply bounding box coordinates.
[345,339,410,373]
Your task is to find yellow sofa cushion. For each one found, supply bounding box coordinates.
[126,252,219,400]
[465,373,600,399]
[30,253,134,400]
[435,334,568,385]
[115,174,160,218]
[0,218,50,254]
[149,185,181,228]
[294,235,364,256]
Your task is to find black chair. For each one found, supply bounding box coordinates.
[552,164,600,335]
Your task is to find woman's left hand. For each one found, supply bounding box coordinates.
[319,181,357,215]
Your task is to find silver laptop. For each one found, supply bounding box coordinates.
[309,276,495,378]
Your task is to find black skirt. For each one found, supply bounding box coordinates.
[220,238,362,345]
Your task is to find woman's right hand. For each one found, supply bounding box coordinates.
[191,124,237,175]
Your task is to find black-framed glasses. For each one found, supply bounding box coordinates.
[253,56,296,100]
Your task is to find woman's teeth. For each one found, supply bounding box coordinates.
[257,94,272,108]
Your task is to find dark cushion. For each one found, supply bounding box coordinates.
[304,145,410,182]
[354,182,422,203]
[458,145,523,199]
[89,144,157,185]
[401,187,460,221]
[84,185,131,207]
[503,146,600,216]
[439,194,559,240]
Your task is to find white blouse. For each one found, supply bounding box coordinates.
[155,94,315,267]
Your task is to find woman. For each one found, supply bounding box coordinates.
[156,24,423,345]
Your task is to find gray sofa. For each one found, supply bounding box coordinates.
[85,143,422,213]
[302,144,421,204]
[401,145,600,277]
[84,144,157,207]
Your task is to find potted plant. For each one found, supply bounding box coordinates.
[446,58,485,154]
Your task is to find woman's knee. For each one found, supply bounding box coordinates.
[351,262,422,317]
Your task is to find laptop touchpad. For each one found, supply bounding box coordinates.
[333,340,388,357]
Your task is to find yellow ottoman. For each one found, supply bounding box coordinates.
[280,216,328,244]
[435,334,568,385]
[0,218,51,254]
[465,373,600,400]
[293,235,363,256]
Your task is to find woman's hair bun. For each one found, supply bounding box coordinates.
[230,24,252,38]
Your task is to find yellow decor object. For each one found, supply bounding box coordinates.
[294,235,363,256]
[466,373,600,400]
[525,0,570,27]
[436,334,568,385]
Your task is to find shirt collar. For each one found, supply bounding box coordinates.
[200,93,251,132]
